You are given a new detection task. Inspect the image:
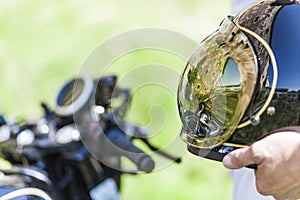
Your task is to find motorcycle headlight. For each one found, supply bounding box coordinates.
[55,76,94,117]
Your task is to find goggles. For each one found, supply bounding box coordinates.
[178,0,299,149]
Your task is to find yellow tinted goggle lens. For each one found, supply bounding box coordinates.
[178,17,258,148]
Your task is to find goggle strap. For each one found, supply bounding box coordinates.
[235,19,278,128]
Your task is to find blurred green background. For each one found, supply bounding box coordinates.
[0,0,233,199]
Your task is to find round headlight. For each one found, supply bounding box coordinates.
[55,76,94,117]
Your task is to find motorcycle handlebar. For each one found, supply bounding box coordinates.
[106,128,155,173]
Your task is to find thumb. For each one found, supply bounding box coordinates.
[222,146,257,169]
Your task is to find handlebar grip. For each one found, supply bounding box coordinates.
[106,128,155,173]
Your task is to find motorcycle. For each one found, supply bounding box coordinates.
[0,75,180,200]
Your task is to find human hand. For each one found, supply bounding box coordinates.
[222,131,300,200]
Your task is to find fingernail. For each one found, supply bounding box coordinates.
[223,155,233,168]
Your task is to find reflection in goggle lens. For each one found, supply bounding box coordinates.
[178,16,260,148]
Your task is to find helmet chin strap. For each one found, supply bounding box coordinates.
[235,17,278,129]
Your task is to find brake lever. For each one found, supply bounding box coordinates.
[140,138,181,163]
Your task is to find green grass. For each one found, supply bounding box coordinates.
[122,155,232,200]
[0,1,232,199]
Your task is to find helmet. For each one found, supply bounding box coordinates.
[177,0,300,160]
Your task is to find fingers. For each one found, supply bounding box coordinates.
[222,146,261,169]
